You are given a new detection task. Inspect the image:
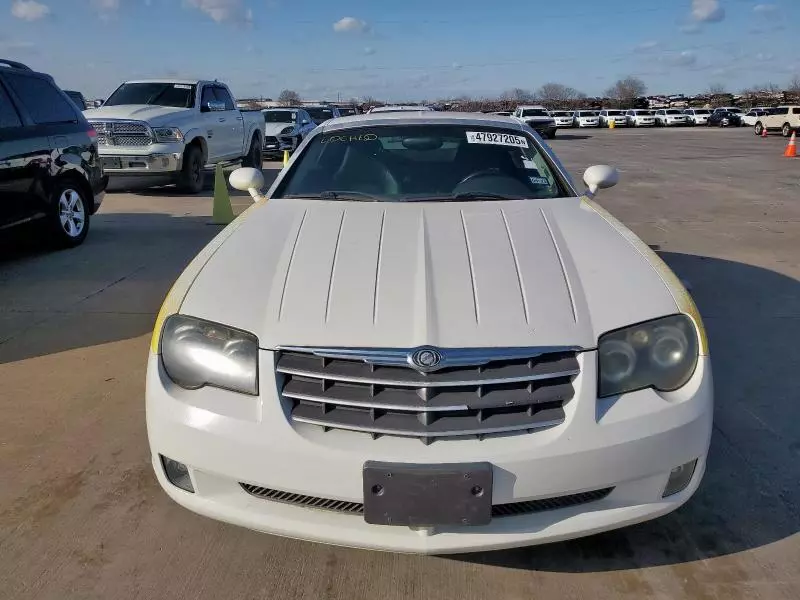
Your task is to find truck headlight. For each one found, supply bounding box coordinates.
[153,127,184,143]
[280,126,295,135]
[597,314,698,398]
[160,315,259,395]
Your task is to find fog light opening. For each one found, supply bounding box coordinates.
[160,455,194,493]
[662,459,698,498]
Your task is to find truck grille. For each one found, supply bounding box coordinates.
[89,120,152,147]
[239,483,613,517]
[275,348,580,444]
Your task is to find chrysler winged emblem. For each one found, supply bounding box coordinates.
[409,347,443,372]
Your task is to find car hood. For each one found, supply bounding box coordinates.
[180,198,678,349]
[264,122,295,136]
[84,104,192,125]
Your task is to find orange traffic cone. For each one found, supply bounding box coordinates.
[784,132,797,158]
[761,127,768,138]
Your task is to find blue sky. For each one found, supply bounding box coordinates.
[1,0,797,101]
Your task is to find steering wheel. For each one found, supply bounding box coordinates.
[457,168,502,186]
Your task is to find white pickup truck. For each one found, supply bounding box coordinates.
[85,80,265,193]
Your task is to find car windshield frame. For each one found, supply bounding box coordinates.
[521,109,549,117]
[103,82,197,108]
[270,123,574,203]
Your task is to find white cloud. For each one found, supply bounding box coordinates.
[691,0,724,23]
[184,0,251,24]
[11,0,50,21]
[333,17,369,33]
[664,50,697,67]
[753,4,777,13]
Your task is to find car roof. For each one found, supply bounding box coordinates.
[263,107,297,111]
[320,111,527,132]
[517,105,546,109]
[122,79,205,85]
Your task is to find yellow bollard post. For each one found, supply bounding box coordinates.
[283,150,289,166]
[609,119,616,129]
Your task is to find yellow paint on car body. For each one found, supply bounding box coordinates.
[149,204,257,354]
[581,197,709,355]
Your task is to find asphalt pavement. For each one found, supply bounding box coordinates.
[1,128,798,600]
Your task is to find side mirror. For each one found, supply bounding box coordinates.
[583,165,619,197]
[229,167,266,203]
[301,119,309,125]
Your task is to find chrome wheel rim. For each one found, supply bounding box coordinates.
[58,189,85,238]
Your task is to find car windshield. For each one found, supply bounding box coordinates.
[666,109,682,115]
[273,124,569,202]
[104,82,196,108]
[306,107,336,122]
[551,111,569,116]
[728,108,743,114]
[521,109,548,117]
[339,108,356,116]
[637,110,654,115]
[579,111,596,117]
[694,109,710,114]
[607,110,623,116]
[264,110,295,123]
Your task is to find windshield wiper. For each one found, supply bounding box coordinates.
[283,191,384,202]
[408,192,517,202]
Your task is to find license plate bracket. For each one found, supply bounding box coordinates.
[102,157,122,169]
[363,462,492,526]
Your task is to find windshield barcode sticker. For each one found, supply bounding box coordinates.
[174,84,192,89]
[466,131,528,148]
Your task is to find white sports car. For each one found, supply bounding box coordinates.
[146,112,713,554]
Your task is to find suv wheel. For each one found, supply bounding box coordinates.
[51,182,90,247]
[782,123,792,138]
[754,122,764,136]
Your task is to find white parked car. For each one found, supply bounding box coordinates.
[572,110,600,128]
[624,109,656,127]
[146,112,713,554]
[598,109,627,128]
[511,105,557,139]
[753,106,800,137]
[262,108,316,157]
[549,110,575,128]
[654,109,688,127]
[683,108,711,126]
[84,79,265,193]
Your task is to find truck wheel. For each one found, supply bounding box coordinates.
[242,135,261,169]
[177,145,204,194]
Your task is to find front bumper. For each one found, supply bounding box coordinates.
[263,135,298,155]
[146,352,713,554]
[576,120,599,127]
[98,144,183,175]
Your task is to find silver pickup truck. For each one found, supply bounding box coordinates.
[85,79,265,193]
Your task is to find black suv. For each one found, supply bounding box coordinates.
[0,59,106,248]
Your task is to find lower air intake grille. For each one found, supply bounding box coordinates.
[240,483,613,518]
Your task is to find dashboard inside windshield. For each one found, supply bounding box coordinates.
[273,124,570,202]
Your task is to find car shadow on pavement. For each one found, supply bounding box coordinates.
[454,252,800,572]
[551,134,594,141]
[107,165,282,198]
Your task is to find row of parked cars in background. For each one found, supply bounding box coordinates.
[504,104,800,137]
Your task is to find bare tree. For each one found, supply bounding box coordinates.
[604,76,647,108]
[501,88,535,103]
[278,89,301,106]
[787,75,800,93]
[708,83,727,95]
[535,83,586,109]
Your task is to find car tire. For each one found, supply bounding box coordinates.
[754,122,764,136]
[177,145,205,194]
[782,123,791,137]
[242,135,261,169]
[48,180,90,248]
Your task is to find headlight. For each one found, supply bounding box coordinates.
[160,314,259,395]
[597,314,698,398]
[280,126,295,135]
[153,127,184,143]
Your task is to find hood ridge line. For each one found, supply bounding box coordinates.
[459,209,480,325]
[278,209,308,321]
[372,209,386,325]
[324,209,347,323]
[500,208,530,325]
[540,208,578,324]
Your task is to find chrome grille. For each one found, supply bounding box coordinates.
[89,120,152,147]
[276,348,580,444]
[240,483,613,517]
